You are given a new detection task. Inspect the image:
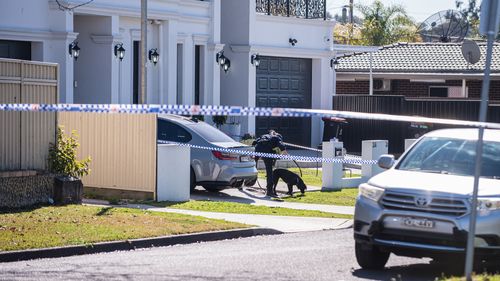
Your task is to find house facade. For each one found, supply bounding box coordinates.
[0,0,222,106]
[334,42,500,103]
[0,0,336,147]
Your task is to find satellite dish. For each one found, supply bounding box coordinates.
[461,39,481,64]
[418,10,469,43]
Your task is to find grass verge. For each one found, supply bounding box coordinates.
[281,189,359,206]
[443,275,500,281]
[149,200,353,219]
[0,205,247,252]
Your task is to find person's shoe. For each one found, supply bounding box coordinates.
[266,192,279,198]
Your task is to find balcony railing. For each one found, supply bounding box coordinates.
[256,0,327,20]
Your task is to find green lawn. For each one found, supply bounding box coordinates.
[281,189,359,206]
[0,205,247,252]
[258,168,359,206]
[443,275,500,281]
[258,167,360,187]
[150,200,353,219]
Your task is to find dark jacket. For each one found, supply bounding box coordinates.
[253,134,286,154]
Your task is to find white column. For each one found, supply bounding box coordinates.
[362,140,388,179]
[47,7,75,103]
[165,20,178,104]
[206,44,223,106]
[157,144,190,202]
[110,15,121,104]
[322,140,345,191]
[182,35,195,105]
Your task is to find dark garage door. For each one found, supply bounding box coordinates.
[256,56,312,147]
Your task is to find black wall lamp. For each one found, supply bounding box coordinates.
[68,41,80,61]
[114,43,126,61]
[289,38,298,46]
[149,48,159,65]
[330,58,339,69]
[251,54,261,67]
[216,51,231,73]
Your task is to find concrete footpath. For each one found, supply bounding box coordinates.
[106,180,356,233]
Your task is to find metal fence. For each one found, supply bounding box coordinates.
[333,95,500,154]
[0,58,58,170]
[58,113,157,195]
[256,0,327,19]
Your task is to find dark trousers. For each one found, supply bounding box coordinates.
[263,158,275,194]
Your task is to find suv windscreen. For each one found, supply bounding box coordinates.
[397,137,500,178]
[188,122,235,143]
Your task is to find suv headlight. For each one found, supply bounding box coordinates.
[477,197,500,211]
[359,183,384,202]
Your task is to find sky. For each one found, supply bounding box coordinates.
[327,0,466,23]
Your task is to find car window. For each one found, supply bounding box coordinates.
[157,119,192,143]
[188,122,235,143]
[397,137,500,178]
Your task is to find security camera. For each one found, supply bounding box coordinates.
[289,38,298,46]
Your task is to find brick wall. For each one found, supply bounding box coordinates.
[336,78,500,103]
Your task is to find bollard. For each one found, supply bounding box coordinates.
[404,139,417,151]
[157,144,190,202]
[361,140,388,179]
[321,140,344,190]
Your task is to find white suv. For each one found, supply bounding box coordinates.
[353,128,500,269]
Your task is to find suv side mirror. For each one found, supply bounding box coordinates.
[378,154,395,169]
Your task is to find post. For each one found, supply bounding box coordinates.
[349,0,354,24]
[323,0,327,20]
[369,53,373,96]
[305,0,309,19]
[465,1,499,280]
[267,0,271,15]
[140,0,147,104]
[287,0,290,17]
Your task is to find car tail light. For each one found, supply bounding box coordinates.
[212,151,238,160]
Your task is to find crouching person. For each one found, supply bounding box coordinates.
[252,130,287,197]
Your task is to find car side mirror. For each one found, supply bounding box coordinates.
[378,154,395,169]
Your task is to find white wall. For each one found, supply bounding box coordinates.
[220,0,335,146]
[74,15,113,104]
[0,0,220,105]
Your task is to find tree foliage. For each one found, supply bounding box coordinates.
[356,0,419,46]
[455,0,481,38]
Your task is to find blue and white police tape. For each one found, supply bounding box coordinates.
[1,103,500,129]
[157,140,377,165]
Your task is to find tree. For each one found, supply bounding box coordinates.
[356,0,419,46]
[455,0,481,38]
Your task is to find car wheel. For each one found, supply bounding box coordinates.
[355,241,390,270]
[190,169,196,192]
[203,185,225,192]
[244,178,257,187]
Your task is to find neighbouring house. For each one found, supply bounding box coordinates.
[334,42,500,103]
[0,0,338,148]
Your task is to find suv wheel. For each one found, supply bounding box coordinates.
[355,241,390,270]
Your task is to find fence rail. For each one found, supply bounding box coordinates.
[333,95,500,154]
[256,0,327,20]
[0,58,58,171]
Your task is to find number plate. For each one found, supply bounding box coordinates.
[402,217,435,229]
[240,155,250,162]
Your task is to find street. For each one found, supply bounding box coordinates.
[0,229,466,281]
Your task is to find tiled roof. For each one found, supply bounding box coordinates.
[336,42,500,73]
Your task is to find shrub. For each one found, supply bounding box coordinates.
[48,126,91,179]
[212,116,227,128]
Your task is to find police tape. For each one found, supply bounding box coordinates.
[157,140,377,165]
[283,142,322,152]
[1,103,500,129]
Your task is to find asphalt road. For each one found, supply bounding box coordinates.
[0,229,468,281]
